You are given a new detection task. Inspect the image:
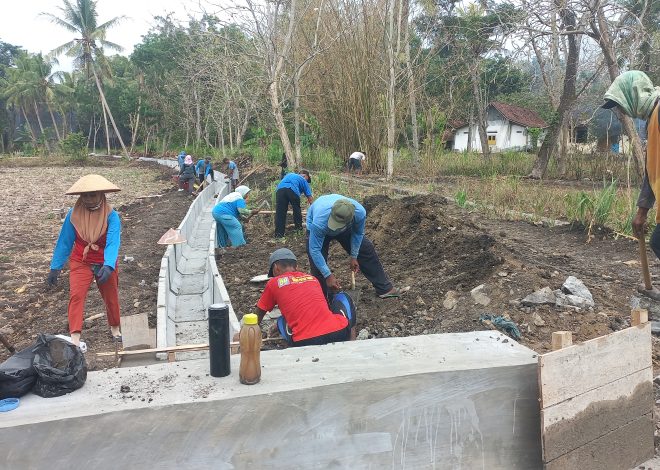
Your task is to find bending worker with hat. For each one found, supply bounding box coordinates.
[255,248,357,346]
[306,194,409,300]
[47,175,122,346]
[603,72,660,264]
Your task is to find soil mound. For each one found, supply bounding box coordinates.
[364,195,502,291]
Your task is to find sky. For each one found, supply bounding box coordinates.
[1,0,211,70]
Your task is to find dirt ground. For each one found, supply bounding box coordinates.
[0,158,191,369]
[219,169,657,358]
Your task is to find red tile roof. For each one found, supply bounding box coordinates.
[491,102,548,128]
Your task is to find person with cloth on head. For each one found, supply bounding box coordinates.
[274,169,313,238]
[347,151,366,175]
[255,248,357,346]
[306,194,409,300]
[603,72,660,258]
[46,175,122,347]
[212,185,259,250]
[222,158,239,191]
[178,154,196,194]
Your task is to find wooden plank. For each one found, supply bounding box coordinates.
[551,331,572,350]
[96,337,283,357]
[544,413,654,470]
[541,368,653,462]
[632,308,648,326]
[120,313,153,351]
[538,322,651,408]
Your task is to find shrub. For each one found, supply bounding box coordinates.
[60,133,88,161]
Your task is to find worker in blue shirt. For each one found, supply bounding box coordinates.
[195,158,206,184]
[212,185,259,252]
[204,157,215,182]
[306,194,409,300]
[274,170,313,238]
[177,151,186,170]
[222,158,239,190]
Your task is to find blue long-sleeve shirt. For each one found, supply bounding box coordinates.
[50,209,121,270]
[277,173,312,198]
[177,152,186,169]
[306,194,366,278]
[195,159,205,174]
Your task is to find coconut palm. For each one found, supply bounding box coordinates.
[42,0,129,157]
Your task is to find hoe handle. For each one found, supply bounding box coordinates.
[639,237,653,290]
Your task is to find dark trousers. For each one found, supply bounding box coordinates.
[306,230,392,299]
[651,225,660,260]
[275,188,302,237]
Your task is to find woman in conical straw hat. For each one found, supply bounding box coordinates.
[47,175,122,347]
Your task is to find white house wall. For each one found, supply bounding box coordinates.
[453,108,531,152]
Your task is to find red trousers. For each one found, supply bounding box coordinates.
[68,259,120,333]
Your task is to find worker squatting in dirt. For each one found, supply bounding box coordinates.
[253,248,357,346]
[47,174,123,347]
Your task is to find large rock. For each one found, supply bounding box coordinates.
[521,287,556,306]
[470,285,491,306]
[554,290,594,309]
[443,291,459,310]
[561,276,593,304]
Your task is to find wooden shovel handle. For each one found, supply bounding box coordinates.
[639,237,653,290]
[0,332,15,354]
[351,271,356,290]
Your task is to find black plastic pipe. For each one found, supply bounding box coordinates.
[208,303,230,377]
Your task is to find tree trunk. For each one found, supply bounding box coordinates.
[101,100,110,155]
[130,95,141,154]
[470,63,490,158]
[92,67,129,157]
[33,101,51,153]
[402,0,419,165]
[294,69,303,168]
[46,101,61,142]
[269,0,297,170]
[591,6,644,177]
[530,8,579,179]
[385,0,399,179]
[194,87,201,146]
[21,106,38,146]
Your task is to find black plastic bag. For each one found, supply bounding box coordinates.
[32,334,87,398]
[0,344,37,399]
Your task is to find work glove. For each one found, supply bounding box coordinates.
[47,269,61,287]
[95,266,113,285]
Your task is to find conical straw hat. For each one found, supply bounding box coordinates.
[65,175,121,195]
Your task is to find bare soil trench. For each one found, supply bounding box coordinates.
[0,158,190,370]
[221,169,658,358]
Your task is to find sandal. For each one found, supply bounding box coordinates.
[378,286,411,299]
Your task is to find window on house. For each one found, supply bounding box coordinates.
[488,135,496,146]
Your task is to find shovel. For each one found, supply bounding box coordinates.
[637,237,660,301]
[348,271,361,304]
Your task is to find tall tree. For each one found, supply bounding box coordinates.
[42,0,130,157]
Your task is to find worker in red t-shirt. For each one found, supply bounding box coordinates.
[255,248,357,346]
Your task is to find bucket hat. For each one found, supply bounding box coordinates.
[328,199,355,230]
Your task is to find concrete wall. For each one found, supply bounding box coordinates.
[0,333,542,469]
[153,169,237,354]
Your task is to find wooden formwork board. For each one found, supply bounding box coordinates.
[539,322,654,470]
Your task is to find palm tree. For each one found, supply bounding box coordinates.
[42,0,129,157]
[1,52,43,149]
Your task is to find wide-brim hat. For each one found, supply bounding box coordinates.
[65,175,121,195]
